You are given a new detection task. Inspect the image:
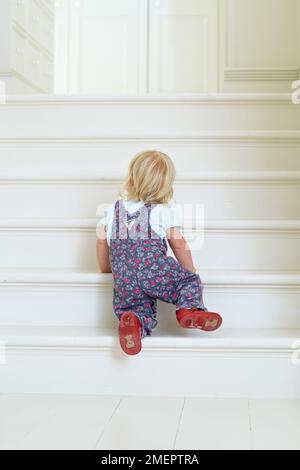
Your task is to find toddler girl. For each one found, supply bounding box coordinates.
[97,150,222,355]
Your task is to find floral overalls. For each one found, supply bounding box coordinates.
[110,200,206,337]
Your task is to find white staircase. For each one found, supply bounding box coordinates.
[0,94,300,398]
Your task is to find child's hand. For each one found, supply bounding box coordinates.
[96,224,112,273]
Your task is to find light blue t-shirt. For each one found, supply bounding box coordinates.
[98,200,182,244]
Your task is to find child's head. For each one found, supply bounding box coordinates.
[124,150,176,204]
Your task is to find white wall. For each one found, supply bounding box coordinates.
[1,0,299,94]
[223,0,300,92]
[53,0,300,94]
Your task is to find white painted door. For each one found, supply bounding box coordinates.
[68,0,147,94]
[149,0,219,93]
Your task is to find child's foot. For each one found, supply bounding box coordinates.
[119,312,142,355]
[176,308,223,332]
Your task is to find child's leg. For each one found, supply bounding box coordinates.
[138,256,206,310]
[175,270,206,311]
[174,270,222,331]
[114,293,158,338]
[138,257,222,331]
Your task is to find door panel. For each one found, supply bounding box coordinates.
[149,0,219,93]
[68,0,146,94]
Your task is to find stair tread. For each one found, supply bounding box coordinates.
[5,93,293,104]
[1,326,300,350]
[2,170,300,181]
[1,269,300,285]
[1,218,300,229]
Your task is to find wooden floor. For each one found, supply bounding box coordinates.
[0,395,300,450]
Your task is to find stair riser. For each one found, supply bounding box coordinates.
[1,99,298,137]
[0,184,299,219]
[1,286,299,329]
[1,141,300,175]
[1,231,299,271]
[1,351,299,398]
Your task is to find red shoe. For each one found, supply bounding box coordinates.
[119,312,142,356]
[176,308,223,332]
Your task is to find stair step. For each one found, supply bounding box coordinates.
[1,269,300,286]
[1,326,299,398]
[1,270,299,330]
[2,135,300,177]
[1,95,298,138]
[1,325,299,351]
[0,219,299,271]
[1,172,300,220]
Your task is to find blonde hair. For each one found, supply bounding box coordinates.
[123,150,176,204]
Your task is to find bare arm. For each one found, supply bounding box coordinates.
[96,224,112,273]
[167,227,196,273]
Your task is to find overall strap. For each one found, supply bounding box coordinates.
[145,203,153,240]
[114,200,120,239]
[115,200,153,240]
